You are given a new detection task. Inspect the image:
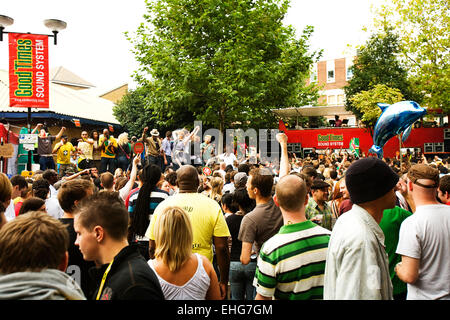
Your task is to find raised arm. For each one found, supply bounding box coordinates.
[119,154,141,201]
[31,123,43,134]
[276,132,290,179]
[182,125,200,145]
[55,127,66,140]
[141,127,148,141]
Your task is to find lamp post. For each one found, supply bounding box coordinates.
[0,15,66,171]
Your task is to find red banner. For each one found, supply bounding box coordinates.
[8,33,49,108]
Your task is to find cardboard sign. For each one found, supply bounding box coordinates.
[133,142,144,154]
[0,143,14,158]
[19,133,38,144]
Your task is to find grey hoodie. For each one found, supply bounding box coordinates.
[0,269,86,300]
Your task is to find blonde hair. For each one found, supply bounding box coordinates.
[209,177,224,202]
[154,206,192,272]
[0,173,12,204]
[117,132,129,146]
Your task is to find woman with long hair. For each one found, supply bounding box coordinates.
[116,132,132,172]
[128,164,168,260]
[208,177,224,204]
[226,188,256,300]
[148,206,221,300]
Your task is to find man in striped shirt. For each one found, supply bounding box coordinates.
[254,174,331,300]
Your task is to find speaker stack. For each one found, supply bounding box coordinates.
[445,129,450,152]
[434,142,444,153]
[424,143,434,153]
[287,143,302,154]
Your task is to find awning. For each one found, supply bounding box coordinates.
[271,105,354,118]
[0,69,120,125]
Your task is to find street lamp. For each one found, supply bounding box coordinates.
[44,19,67,45]
[0,15,67,44]
[0,15,13,42]
[0,15,66,171]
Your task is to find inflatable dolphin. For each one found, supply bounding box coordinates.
[369,101,426,159]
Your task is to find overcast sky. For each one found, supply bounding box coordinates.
[0,0,377,93]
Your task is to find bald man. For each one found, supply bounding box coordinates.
[253,175,331,300]
[145,165,231,299]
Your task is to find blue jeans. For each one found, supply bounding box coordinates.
[229,261,256,300]
[39,156,55,170]
[100,157,116,174]
[116,155,129,172]
[162,155,172,172]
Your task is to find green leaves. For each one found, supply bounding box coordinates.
[373,0,449,111]
[115,0,320,132]
[344,27,416,124]
[350,84,404,128]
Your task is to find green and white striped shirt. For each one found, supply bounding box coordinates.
[253,220,331,300]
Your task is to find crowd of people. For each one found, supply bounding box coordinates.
[0,125,449,301]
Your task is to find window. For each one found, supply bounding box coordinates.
[310,63,318,83]
[328,95,337,105]
[337,94,345,105]
[346,68,353,80]
[346,57,354,81]
[327,60,335,83]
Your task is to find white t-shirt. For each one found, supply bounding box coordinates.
[396,204,450,300]
[219,153,237,167]
[4,201,15,222]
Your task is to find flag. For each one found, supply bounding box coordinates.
[9,33,49,108]
[73,119,81,127]
[349,137,360,157]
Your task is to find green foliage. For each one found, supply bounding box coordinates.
[350,84,404,128]
[344,27,417,121]
[119,0,320,132]
[113,86,151,137]
[374,0,449,111]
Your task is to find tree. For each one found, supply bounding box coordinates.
[121,0,320,133]
[350,84,404,130]
[374,0,449,112]
[344,27,417,121]
[113,84,196,136]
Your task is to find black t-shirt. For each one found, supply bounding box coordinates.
[89,244,164,300]
[37,136,56,155]
[59,218,96,297]
[226,213,244,262]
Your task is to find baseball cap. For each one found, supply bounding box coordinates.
[407,164,439,188]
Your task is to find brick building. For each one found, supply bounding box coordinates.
[308,56,357,126]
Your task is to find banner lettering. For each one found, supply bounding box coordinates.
[9,33,49,108]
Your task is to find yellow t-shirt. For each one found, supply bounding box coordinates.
[57,142,75,164]
[146,193,231,262]
[99,136,118,158]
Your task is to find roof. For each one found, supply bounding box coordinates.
[50,66,95,88]
[0,69,120,125]
[271,105,354,118]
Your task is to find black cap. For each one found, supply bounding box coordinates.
[345,157,399,204]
